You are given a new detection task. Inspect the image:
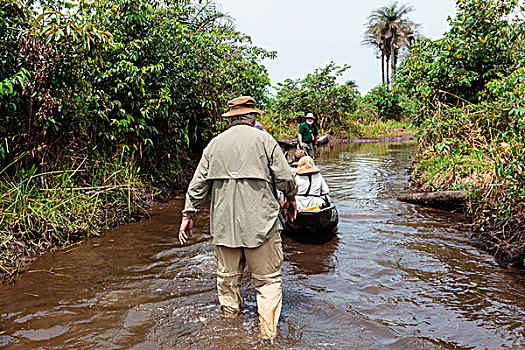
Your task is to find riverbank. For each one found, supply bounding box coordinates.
[0,160,165,284]
[409,147,525,268]
[0,121,415,284]
[390,0,525,269]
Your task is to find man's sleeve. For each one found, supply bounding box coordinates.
[268,143,298,198]
[313,125,319,137]
[183,149,211,214]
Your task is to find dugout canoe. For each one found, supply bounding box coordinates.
[282,202,339,244]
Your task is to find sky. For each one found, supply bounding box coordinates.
[218,0,457,94]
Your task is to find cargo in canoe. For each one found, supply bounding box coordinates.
[282,202,339,244]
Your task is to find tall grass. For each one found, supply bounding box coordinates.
[0,153,155,282]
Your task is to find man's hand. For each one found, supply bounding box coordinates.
[179,217,193,245]
[314,144,318,150]
[282,196,297,222]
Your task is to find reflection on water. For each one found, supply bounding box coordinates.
[1,141,524,349]
[284,236,339,275]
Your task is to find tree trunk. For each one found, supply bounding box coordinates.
[381,53,385,85]
[385,54,390,86]
[391,46,397,88]
[393,50,399,84]
[397,191,468,211]
[390,43,395,88]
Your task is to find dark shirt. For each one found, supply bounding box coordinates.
[298,122,319,143]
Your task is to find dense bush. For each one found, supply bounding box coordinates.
[364,84,404,121]
[270,62,360,133]
[396,0,525,265]
[261,62,414,140]
[0,0,273,279]
[397,0,525,118]
[0,0,273,183]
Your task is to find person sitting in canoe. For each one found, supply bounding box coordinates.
[290,149,306,170]
[294,156,330,210]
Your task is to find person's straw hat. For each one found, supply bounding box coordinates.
[296,164,320,174]
[304,112,317,120]
[296,156,320,175]
[221,96,264,117]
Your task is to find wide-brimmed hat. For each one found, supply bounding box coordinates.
[304,112,317,120]
[221,96,264,117]
[296,164,320,175]
[296,156,320,175]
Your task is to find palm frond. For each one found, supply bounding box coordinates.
[178,0,236,33]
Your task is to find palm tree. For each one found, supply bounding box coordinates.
[363,25,388,84]
[178,0,236,33]
[345,79,359,89]
[363,1,420,87]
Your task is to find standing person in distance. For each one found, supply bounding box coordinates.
[297,112,319,158]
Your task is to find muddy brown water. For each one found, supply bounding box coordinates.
[1,141,525,349]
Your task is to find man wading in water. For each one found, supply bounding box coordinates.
[297,112,319,158]
[178,96,298,340]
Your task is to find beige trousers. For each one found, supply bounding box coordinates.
[214,231,283,339]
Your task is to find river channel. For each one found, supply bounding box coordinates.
[1,141,524,349]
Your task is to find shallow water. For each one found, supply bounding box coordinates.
[1,141,524,349]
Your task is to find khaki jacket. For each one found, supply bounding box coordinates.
[183,124,298,248]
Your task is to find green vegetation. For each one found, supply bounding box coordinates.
[396,0,525,265]
[263,62,414,141]
[270,62,359,132]
[0,0,273,281]
[0,157,147,275]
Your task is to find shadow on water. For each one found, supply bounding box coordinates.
[1,141,524,349]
